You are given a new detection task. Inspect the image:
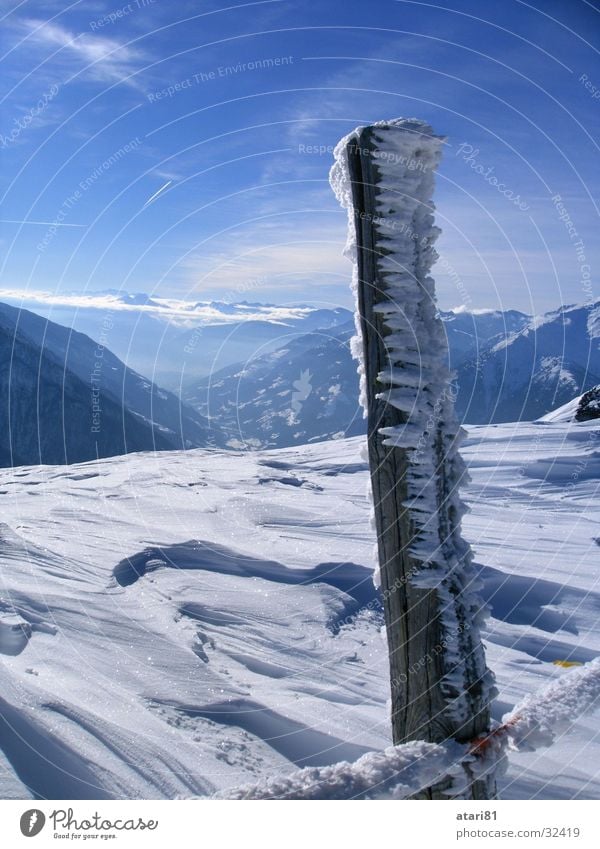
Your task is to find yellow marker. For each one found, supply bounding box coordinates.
[552,660,583,668]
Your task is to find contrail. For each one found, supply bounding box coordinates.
[143,180,172,208]
[0,219,87,227]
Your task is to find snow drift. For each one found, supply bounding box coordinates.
[218,657,600,799]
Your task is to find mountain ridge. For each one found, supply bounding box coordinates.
[183,299,600,448]
[0,301,221,467]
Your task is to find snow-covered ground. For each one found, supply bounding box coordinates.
[1,418,599,800]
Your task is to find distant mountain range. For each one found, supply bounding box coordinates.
[442,307,530,371]
[0,302,220,467]
[455,301,600,423]
[0,290,352,390]
[183,301,600,448]
[4,292,599,457]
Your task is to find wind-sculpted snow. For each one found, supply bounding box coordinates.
[112,539,377,608]
[217,655,600,800]
[0,420,600,799]
[163,698,373,768]
[0,695,115,800]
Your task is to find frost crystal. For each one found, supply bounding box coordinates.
[215,657,600,799]
[330,118,495,726]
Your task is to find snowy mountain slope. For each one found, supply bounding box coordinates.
[1,419,600,799]
[455,302,600,424]
[439,307,529,369]
[184,321,364,449]
[0,315,174,467]
[0,302,221,466]
[182,301,600,448]
[0,289,532,401]
[182,309,530,450]
[1,291,352,390]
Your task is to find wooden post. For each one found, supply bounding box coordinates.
[336,121,495,799]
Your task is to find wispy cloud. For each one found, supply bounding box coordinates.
[180,218,349,297]
[0,288,326,325]
[13,17,147,88]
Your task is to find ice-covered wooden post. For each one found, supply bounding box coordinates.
[330,119,496,799]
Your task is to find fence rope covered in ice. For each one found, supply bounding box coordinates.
[215,740,463,801]
[214,658,600,799]
[500,655,600,751]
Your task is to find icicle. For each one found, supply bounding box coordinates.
[330,117,495,729]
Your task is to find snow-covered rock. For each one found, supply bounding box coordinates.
[539,385,600,424]
[575,386,600,421]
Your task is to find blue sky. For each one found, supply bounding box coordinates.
[1,0,599,314]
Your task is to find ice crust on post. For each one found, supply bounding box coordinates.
[329,118,496,731]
